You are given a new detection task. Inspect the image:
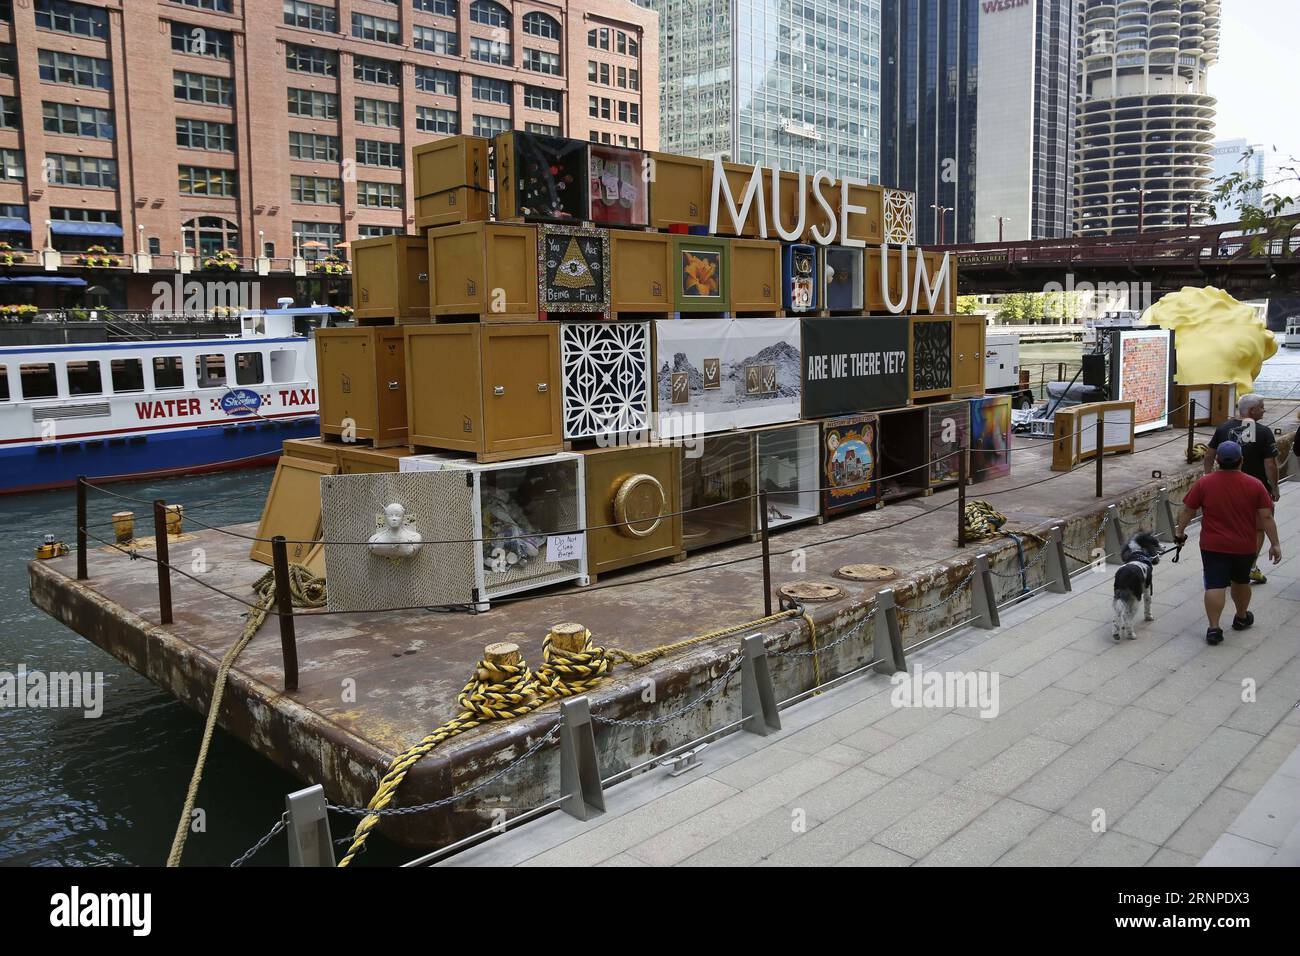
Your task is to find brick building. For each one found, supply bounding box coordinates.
[0,0,657,311]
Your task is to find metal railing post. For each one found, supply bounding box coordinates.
[285,784,334,867]
[1186,399,1198,463]
[971,554,1001,629]
[871,588,906,675]
[271,535,298,692]
[1103,504,1125,565]
[957,448,968,547]
[76,475,88,581]
[740,633,780,736]
[152,499,173,625]
[758,489,772,617]
[1154,486,1177,541]
[558,697,604,821]
[1045,525,1072,593]
[1095,437,1104,498]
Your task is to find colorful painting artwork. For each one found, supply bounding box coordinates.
[588,145,649,227]
[540,225,610,315]
[512,133,587,222]
[681,248,722,299]
[1117,329,1172,433]
[822,415,879,514]
[969,395,1012,483]
[784,243,818,312]
[928,400,970,486]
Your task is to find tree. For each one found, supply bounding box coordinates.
[956,295,979,314]
[1208,146,1300,254]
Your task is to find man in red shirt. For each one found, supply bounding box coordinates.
[1176,441,1282,645]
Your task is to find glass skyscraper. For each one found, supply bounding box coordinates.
[640,0,882,182]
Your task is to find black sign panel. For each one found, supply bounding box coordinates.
[800,317,910,418]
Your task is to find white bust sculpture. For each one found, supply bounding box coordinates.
[367,503,421,560]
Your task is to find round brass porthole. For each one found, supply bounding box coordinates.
[835,563,898,582]
[613,473,666,538]
[778,581,844,603]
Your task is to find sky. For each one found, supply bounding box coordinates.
[1208,0,1300,195]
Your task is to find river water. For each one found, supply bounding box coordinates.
[2,338,1297,867]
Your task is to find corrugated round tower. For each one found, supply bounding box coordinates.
[1075,0,1221,235]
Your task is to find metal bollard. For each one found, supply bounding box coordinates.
[1103,504,1125,566]
[76,475,88,581]
[740,633,780,736]
[971,554,1001,629]
[153,499,173,625]
[871,588,906,675]
[1045,526,1072,593]
[558,697,605,821]
[285,784,334,867]
[758,489,772,617]
[271,535,299,692]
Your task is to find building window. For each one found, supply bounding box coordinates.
[293,221,342,258]
[522,12,559,40]
[176,118,235,151]
[42,102,114,139]
[38,50,112,89]
[183,216,239,257]
[169,21,234,60]
[0,149,24,181]
[618,101,627,123]
[629,69,639,91]
[283,0,337,32]
[416,106,457,134]
[413,25,458,54]
[67,360,103,396]
[358,224,402,238]
[523,86,559,112]
[587,60,596,82]
[523,49,561,75]
[170,0,234,10]
[0,96,21,130]
[630,102,639,124]
[617,31,626,55]
[286,43,338,76]
[179,165,237,197]
[287,88,338,119]
[110,358,144,394]
[21,364,59,400]
[600,97,610,120]
[599,62,609,85]
[291,175,341,205]
[0,45,14,79]
[357,181,403,208]
[289,131,340,162]
[0,0,10,22]
[415,67,457,95]
[525,122,559,136]
[413,0,457,14]
[472,114,509,138]
[49,207,121,253]
[627,35,638,56]
[352,12,400,45]
[195,354,228,387]
[235,352,264,386]
[469,0,508,28]
[470,37,510,65]
[356,139,402,168]
[355,97,399,127]
[35,0,108,39]
[175,71,233,106]
[472,76,510,104]
[45,154,118,189]
[588,96,597,118]
[354,56,399,86]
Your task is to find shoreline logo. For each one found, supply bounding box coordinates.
[152,275,262,315]
[0,666,103,718]
[50,887,151,937]
[219,388,263,417]
[889,664,1000,718]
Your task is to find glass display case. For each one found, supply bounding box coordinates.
[753,422,821,531]
[927,400,970,488]
[822,246,864,312]
[969,394,1013,483]
[877,406,930,502]
[679,432,755,552]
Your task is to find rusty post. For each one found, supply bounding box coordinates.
[153,499,173,625]
[1095,438,1104,498]
[76,476,88,581]
[272,535,298,692]
[758,489,772,617]
[1186,399,1197,463]
[957,449,968,547]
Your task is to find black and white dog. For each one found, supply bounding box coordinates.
[1112,531,1163,641]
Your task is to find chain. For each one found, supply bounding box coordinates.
[591,657,744,728]
[989,543,1052,579]
[772,609,877,659]
[230,815,287,867]
[328,723,561,818]
[898,569,977,614]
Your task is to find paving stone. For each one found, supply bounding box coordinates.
[915,799,1049,867]
[1036,698,1121,745]
[1166,786,1252,858]
[926,685,1081,779]
[1170,680,1247,728]
[1136,645,1248,715]
[1074,832,1160,867]
[815,743,869,766]
[1093,663,1178,707]
[1198,833,1276,866]
[994,814,1096,866]
[596,853,648,866]
[874,787,1000,859]
[706,743,808,791]
[961,735,1072,796]
[1223,737,1295,793]
[788,765,891,823]
[1115,726,1261,845]
[1226,774,1300,848]
[679,806,807,867]
[864,712,982,777]
[1060,759,1166,827]
[837,725,900,756]
[1225,659,1300,735]
[1148,847,1199,867]
[829,842,914,867]
[1124,717,1215,771]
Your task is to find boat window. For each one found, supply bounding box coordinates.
[269,349,296,383]
[195,353,227,388]
[21,363,58,400]
[111,357,144,393]
[153,355,185,390]
[235,351,263,385]
[67,360,103,396]
[0,366,8,402]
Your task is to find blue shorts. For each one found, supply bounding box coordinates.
[1201,550,1254,590]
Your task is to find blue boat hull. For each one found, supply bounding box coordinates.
[0,416,320,494]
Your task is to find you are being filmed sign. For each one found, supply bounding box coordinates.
[801,317,910,418]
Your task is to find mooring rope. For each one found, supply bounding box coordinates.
[166,564,326,867]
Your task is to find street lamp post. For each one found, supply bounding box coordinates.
[930,203,954,245]
[993,215,1011,244]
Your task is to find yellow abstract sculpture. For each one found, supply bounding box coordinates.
[1143,286,1277,395]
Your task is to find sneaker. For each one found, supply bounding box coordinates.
[1250,566,1267,585]
[1206,627,1224,645]
[1232,611,1255,631]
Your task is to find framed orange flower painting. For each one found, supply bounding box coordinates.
[671,236,731,312]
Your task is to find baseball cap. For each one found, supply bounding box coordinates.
[1216,441,1243,464]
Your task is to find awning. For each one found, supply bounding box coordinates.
[0,276,89,286]
[0,217,30,232]
[48,221,125,238]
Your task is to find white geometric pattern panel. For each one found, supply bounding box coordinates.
[561,321,651,440]
[884,189,916,245]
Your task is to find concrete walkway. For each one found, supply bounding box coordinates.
[447,489,1300,867]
